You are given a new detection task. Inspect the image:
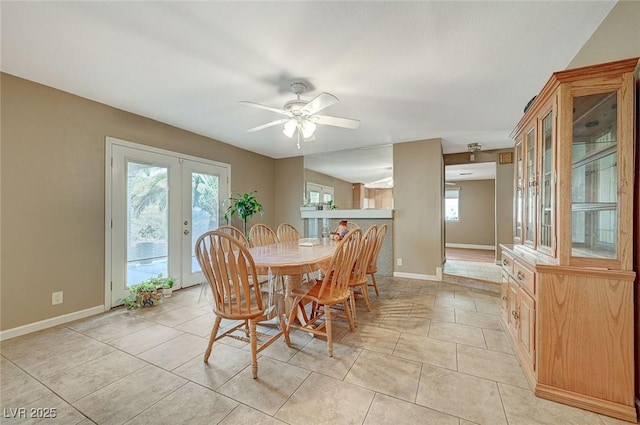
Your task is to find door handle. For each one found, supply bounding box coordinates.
[184,230,190,235]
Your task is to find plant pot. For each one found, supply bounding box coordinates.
[163,287,173,297]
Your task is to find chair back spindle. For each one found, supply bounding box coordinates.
[249,223,277,247]
[276,223,301,242]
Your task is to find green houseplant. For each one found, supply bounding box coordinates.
[224,191,264,237]
[122,274,176,309]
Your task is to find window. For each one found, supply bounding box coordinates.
[445,188,460,221]
[306,182,334,205]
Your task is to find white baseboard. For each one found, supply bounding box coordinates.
[393,272,440,281]
[0,305,105,341]
[446,243,495,251]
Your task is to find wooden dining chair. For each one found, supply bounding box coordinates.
[197,225,250,302]
[249,223,277,247]
[195,231,289,379]
[215,224,248,246]
[367,223,387,296]
[276,223,301,242]
[288,228,361,357]
[348,225,377,323]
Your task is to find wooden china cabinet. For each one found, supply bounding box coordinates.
[501,57,639,422]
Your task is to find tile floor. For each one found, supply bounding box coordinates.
[443,260,502,283]
[0,277,631,425]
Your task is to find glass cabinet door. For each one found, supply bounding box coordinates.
[538,110,554,253]
[571,91,617,259]
[524,127,536,246]
[514,140,524,242]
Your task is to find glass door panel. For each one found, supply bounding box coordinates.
[514,140,524,242]
[181,160,229,287]
[127,162,169,286]
[571,92,617,259]
[524,127,536,245]
[538,111,554,252]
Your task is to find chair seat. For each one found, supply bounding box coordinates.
[292,279,351,305]
[214,307,266,321]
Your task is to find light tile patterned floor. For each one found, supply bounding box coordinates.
[443,259,502,283]
[0,277,630,425]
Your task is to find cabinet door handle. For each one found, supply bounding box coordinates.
[502,259,508,266]
[512,310,520,320]
[502,296,507,301]
[517,271,525,280]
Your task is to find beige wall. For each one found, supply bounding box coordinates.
[445,180,495,246]
[0,73,277,331]
[568,1,640,69]
[394,138,443,277]
[304,169,353,210]
[495,156,514,259]
[274,156,304,234]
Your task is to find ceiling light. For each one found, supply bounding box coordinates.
[283,119,297,138]
[301,120,316,139]
[467,142,482,162]
[467,142,482,152]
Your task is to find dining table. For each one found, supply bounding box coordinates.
[248,237,338,327]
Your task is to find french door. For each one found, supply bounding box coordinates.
[107,138,229,307]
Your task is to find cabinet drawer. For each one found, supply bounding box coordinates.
[501,252,514,275]
[513,260,535,297]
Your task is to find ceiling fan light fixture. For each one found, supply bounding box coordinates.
[283,118,297,138]
[301,120,316,139]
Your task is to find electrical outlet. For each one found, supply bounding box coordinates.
[52,291,63,305]
[397,258,403,266]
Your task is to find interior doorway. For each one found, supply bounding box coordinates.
[443,162,500,283]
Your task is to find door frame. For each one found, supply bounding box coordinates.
[104,136,231,310]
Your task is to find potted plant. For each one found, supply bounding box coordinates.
[122,274,176,309]
[224,191,264,237]
[160,276,175,297]
[122,281,163,310]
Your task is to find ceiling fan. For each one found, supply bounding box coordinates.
[240,82,360,149]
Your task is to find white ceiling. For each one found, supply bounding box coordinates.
[1,1,616,184]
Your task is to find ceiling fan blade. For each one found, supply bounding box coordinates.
[303,134,316,142]
[247,118,289,132]
[302,92,338,115]
[314,114,360,129]
[239,101,290,116]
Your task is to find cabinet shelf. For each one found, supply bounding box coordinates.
[572,144,616,169]
[571,202,616,212]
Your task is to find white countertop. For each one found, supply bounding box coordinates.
[300,208,393,219]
